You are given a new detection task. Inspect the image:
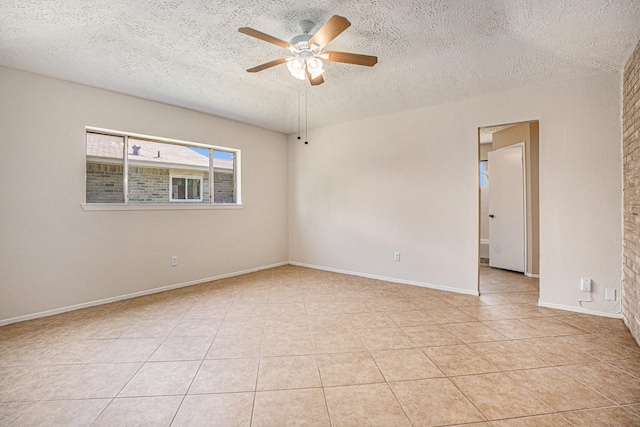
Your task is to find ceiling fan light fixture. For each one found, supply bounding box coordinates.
[309,68,324,79]
[306,58,324,79]
[287,58,307,80]
[307,58,321,69]
[292,70,306,80]
[287,57,304,70]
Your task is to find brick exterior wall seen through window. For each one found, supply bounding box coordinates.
[86,163,124,203]
[129,166,172,203]
[86,162,234,203]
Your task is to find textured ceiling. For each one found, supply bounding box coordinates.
[1,1,639,134]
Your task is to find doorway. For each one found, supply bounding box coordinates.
[478,121,539,294]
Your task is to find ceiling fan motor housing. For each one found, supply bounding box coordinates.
[290,34,312,47]
[298,20,315,34]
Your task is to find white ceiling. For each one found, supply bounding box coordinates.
[1,1,639,134]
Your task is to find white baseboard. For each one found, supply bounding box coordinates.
[0,261,288,326]
[525,272,540,278]
[290,261,479,296]
[538,300,623,319]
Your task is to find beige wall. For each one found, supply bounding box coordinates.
[0,65,625,322]
[289,72,622,315]
[491,121,540,276]
[479,144,492,162]
[0,66,289,323]
[492,123,531,150]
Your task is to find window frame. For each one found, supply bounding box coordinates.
[169,174,203,202]
[83,126,242,211]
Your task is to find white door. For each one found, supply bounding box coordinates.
[488,145,525,272]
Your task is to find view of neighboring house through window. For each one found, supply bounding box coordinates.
[85,129,240,205]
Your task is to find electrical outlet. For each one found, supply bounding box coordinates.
[605,288,616,301]
[171,256,178,267]
[580,278,591,292]
[394,252,401,262]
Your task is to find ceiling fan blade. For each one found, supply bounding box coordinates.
[310,74,325,86]
[308,15,351,49]
[306,69,325,86]
[247,58,288,73]
[323,51,378,66]
[238,27,291,49]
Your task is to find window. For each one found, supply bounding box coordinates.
[171,175,202,201]
[480,160,488,189]
[85,133,125,203]
[85,128,241,208]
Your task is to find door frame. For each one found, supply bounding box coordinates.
[478,121,540,295]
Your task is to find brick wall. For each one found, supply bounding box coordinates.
[128,166,171,203]
[87,162,235,203]
[86,163,124,203]
[623,39,640,346]
[214,171,235,203]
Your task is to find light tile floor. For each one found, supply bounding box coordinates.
[1,265,639,426]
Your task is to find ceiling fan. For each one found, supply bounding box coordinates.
[238,15,378,86]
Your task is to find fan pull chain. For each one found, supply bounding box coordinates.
[305,88,309,145]
[297,90,301,140]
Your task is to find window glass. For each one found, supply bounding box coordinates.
[86,133,124,203]
[85,130,239,206]
[214,151,235,203]
[187,178,200,200]
[480,160,487,189]
[172,177,185,200]
[128,137,207,204]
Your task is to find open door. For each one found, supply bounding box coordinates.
[488,144,525,272]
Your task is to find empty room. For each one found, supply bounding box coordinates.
[1,1,640,426]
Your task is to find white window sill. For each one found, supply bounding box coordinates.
[81,203,243,211]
